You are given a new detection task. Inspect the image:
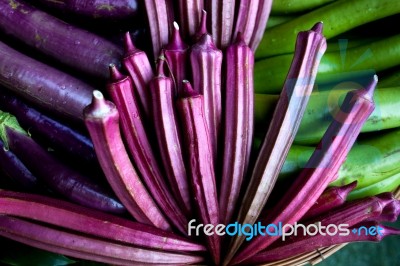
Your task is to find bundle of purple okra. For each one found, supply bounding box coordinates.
[0,1,399,265]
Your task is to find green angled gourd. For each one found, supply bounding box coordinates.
[255,87,400,145]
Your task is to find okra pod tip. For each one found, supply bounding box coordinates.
[165,22,187,50]
[84,91,113,119]
[194,10,208,42]
[181,80,199,98]
[123,32,140,56]
[108,64,125,81]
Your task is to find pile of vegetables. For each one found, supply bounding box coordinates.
[0,0,399,265]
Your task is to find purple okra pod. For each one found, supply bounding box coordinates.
[233,0,273,51]
[219,33,254,225]
[231,75,378,265]
[190,32,223,163]
[177,0,204,39]
[193,9,208,42]
[177,80,220,265]
[143,0,175,58]
[245,221,400,264]
[84,90,170,229]
[225,22,327,264]
[0,216,205,265]
[206,0,236,49]
[149,57,192,215]
[106,65,188,234]
[122,32,154,118]
[302,181,358,220]
[163,22,190,96]
[0,190,205,252]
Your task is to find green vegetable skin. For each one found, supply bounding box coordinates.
[276,128,400,192]
[256,0,400,59]
[271,0,335,15]
[255,87,400,144]
[255,34,400,93]
[347,172,400,200]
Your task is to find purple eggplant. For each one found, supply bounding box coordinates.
[0,0,123,79]
[0,41,94,124]
[0,139,41,191]
[0,113,125,214]
[0,89,96,164]
[28,0,139,20]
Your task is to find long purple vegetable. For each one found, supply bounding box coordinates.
[0,139,41,191]
[0,113,125,214]
[366,193,400,223]
[0,0,123,79]
[248,0,273,51]
[106,65,188,234]
[245,222,400,264]
[27,0,139,20]
[302,181,358,221]
[177,81,220,265]
[190,32,223,162]
[219,33,254,225]
[285,193,399,244]
[0,228,143,266]
[177,0,204,39]
[83,90,170,229]
[0,216,205,265]
[143,0,174,58]
[0,89,96,164]
[225,23,327,264]
[231,76,378,265]
[149,58,191,215]
[306,193,392,230]
[0,190,205,252]
[233,0,273,51]
[0,41,93,124]
[163,22,189,97]
[206,0,235,49]
[273,193,393,249]
[122,32,154,118]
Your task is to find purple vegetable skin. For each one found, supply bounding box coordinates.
[246,222,400,264]
[302,181,358,220]
[2,125,125,214]
[0,216,205,265]
[0,139,40,191]
[84,90,171,230]
[219,33,254,225]
[0,190,206,252]
[149,58,192,215]
[177,81,220,265]
[0,41,93,124]
[0,89,96,164]
[0,0,123,79]
[29,0,139,20]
